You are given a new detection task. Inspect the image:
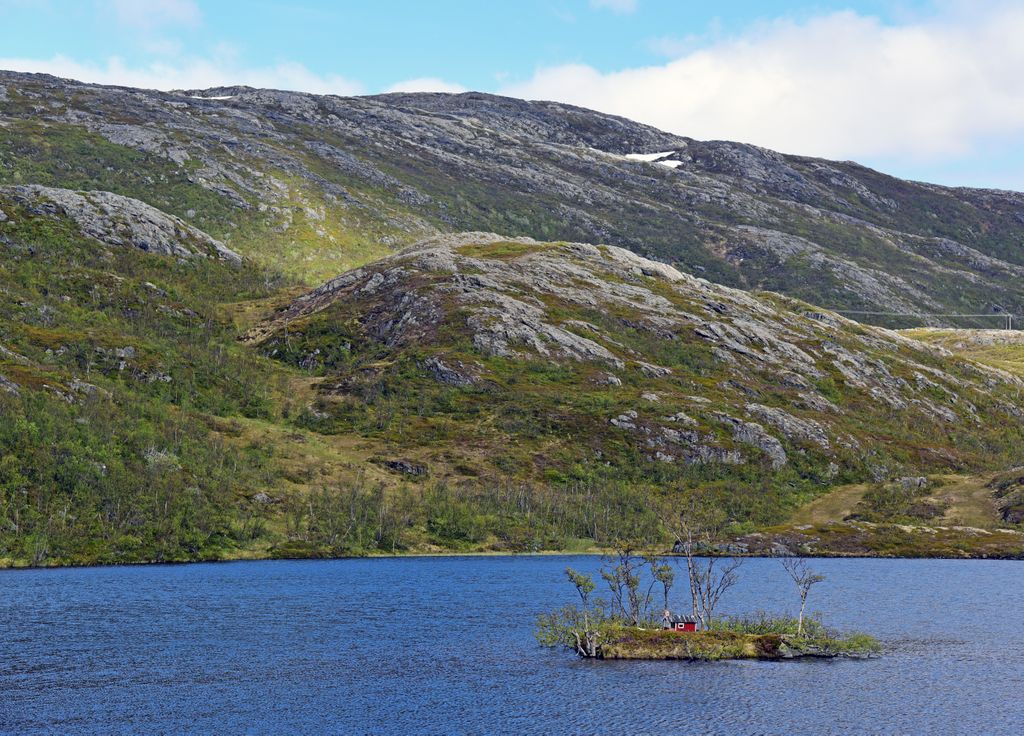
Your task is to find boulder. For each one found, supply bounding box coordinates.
[745,403,830,449]
[0,373,20,395]
[383,459,428,476]
[422,356,478,387]
[715,413,788,469]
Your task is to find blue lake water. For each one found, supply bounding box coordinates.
[1,555,1022,735]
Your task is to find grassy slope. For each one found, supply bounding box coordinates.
[2,201,1023,564]
[903,329,1024,376]
[764,327,1024,557]
[0,116,426,284]
[0,191,284,564]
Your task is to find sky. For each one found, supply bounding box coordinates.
[2,0,1024,190]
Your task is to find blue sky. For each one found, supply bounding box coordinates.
[2,0,1023,190]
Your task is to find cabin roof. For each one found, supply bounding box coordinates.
[666,613,697,624]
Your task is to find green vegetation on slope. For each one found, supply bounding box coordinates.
[2,202,1023,565]
[904,329,1024,377]
[253,237,1024,547]
[0,193,287,564]
[0,117,422,283]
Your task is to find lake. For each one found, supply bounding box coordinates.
[1,556,1022,735]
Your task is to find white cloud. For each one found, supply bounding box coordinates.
[0,54,364,95]
[383,77,468,94]
[102,0,201,30]
[589,0,637,13]
[500,5,1024,162]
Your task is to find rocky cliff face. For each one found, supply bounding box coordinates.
[2,70,1023,320]
[250,234,1024,489]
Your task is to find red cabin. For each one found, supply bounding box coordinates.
[663,612,698,632]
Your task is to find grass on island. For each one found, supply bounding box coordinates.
[538,611,880,661]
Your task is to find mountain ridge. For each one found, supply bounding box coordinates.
[3,69,1023,324]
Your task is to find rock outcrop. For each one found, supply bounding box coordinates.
[0,185,240,262]
[249,233,1023,480]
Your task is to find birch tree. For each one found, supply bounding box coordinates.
[663,495,743,629]
[781,557,825,636]
[600,545,646,625]
[564,567,601,657]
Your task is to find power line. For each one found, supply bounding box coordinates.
[828,310,1017,329]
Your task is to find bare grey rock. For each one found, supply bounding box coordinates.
[778,371,811,390]
[383,459,428,476]
[637,361,672,378]
[597,372,622,386]
[0,185,240,262]
[423,356,478,387]
[665,411,698,427]
[69,378,111,399]
[610,411,639,430]
[898,476,929,491]
[688,444,744,466]
[745,403,830,449]
[911,398,958,423]
[715,413,788,469]
[795,391,842,414]
[0,373,19,395]
[0,343,30,364]
[44,384,75,403]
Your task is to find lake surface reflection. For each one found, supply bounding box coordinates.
[2,556,1022,735]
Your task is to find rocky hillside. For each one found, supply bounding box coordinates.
[2,70,1024,321]
[2,70,1024,565]
[249,233,1024,526]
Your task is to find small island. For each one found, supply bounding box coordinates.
[536,510,881,661]
[566,616,881,661]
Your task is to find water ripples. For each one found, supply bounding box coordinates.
[1,556,1023,735]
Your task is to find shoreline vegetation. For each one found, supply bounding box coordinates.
[2,548,1022,573]
[4,520,1024,569]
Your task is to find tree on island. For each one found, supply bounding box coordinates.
[649,555,674,612]
[599,544,675,626]
[564,567,602,657]
[781,557,826,636]
[600,545,644,625]
[663,495,743,629]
